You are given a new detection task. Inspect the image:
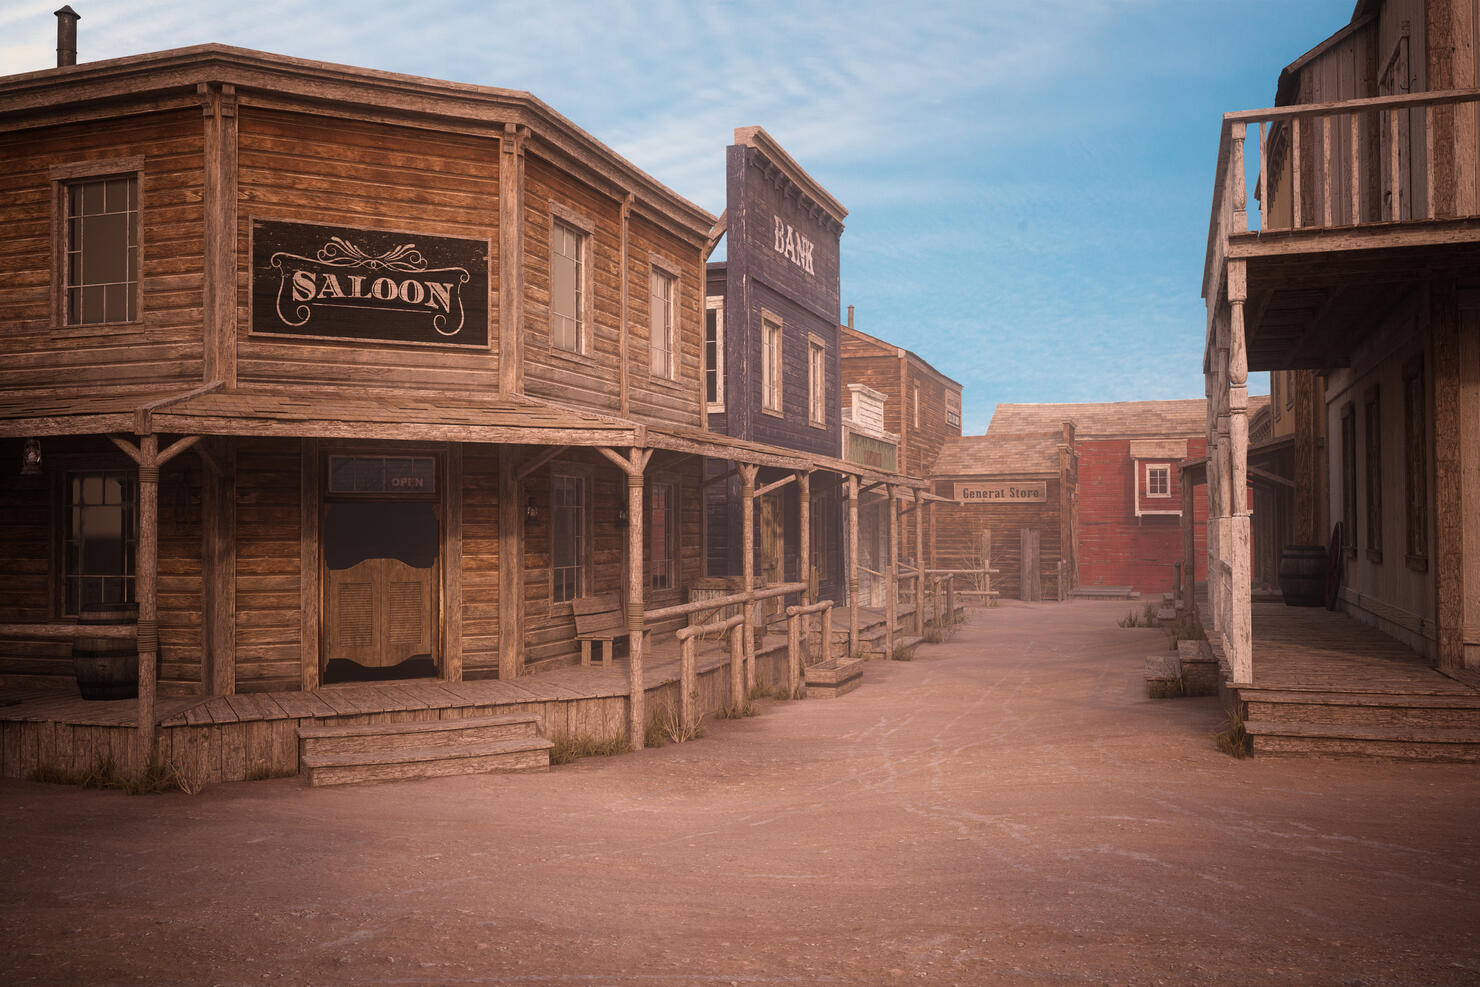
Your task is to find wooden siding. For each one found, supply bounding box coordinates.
[234,107,501,391]
[932,477,1064,600]
[234,438,303,693]
[0,109,204,392]
[626,213,704,427]
[839,328,962,480]
[461,443,501,677]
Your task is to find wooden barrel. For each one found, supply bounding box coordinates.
[72,602,138,700]
[1278,545,1327,607]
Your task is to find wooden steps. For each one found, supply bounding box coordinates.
[1241,689,1480,760]
[1070,586,1139,600]
[298,713,552,786]
[1243,718,1480,761]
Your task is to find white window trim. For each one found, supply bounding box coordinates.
[705,295,725,412]
[1145,463,1171,498]
[761,310,783,417]
[548,206,594,357]
[807,333,827,428]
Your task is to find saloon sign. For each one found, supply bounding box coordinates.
[955,481,1048,504]
[251,219,489,347]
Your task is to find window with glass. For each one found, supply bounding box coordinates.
[647,481,676,590]
[1146,464,1170,498]
[63,470,138,614]
[650,268,676,379]
[1341,402,1357,554]
[64,175,139,326]
[1364,385,1383,563]
[807,337,826,427]
[551,474,586,603]
[762,317,782,413]
[705,297,724,410]
[550,220,585,353]
[1403,357,1427,570]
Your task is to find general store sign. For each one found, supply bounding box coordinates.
[955,481,1047,504]
[251,219,489,348]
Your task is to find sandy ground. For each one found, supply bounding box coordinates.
[2,598,1478,986]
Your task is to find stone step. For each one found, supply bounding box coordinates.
[301,735,553,787]
[1070,586,1140,600]
[297,713,540,758]
[1242,691,1480,730]
[1243,718,1480,761]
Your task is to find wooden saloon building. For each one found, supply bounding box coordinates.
[0,24,923,781]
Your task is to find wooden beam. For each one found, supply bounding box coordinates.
[754,473,795,498]
[515,444,571,481]
[626,456,648,749]
[135,434,159,759]
[202,437,236,697]
[109,434,142,464]
[701,466,740,488]
[499,124,526,397]
[156,434,202,467]
[619,193,633,416]
[199,82,238,388]
[847,475,859,656]
[740,464,759,693]
[799,471,811,609]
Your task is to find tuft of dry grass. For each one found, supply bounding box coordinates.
[717,699,759,719]
[1214,707,1251,758]
[890,643,915,661]
[548,733,633,765]
[650,700,705,744]
[30,755,207,795]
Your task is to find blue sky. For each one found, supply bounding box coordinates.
[1,0,1356,433]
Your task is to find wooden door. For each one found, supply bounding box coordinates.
[327,557,433,665]
[760,495,784,622]
[1020,528,1041,602]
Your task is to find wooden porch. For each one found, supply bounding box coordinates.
[1202,594,1480,759]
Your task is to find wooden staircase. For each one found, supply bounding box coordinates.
[1241,688,1480,761]
[298,713,552,786]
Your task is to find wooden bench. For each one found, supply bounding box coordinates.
[572,594,627,667]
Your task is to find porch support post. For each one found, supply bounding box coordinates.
[740,464,759,692]
[1227,260,1253,685]
[914,490,925,637]
[847,475,860,657]
[136,433,160,762]
[798,470,811,608]
[1181,468,1196,613]
[625,455,648,749]
[498,445,524,679]
[886,485,898,657]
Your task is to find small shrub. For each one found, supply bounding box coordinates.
[1143,602,1160,626]
[1168,612,1206,650]
[748,680,784,701]
[1214,708,1251,759]
[890,643,915,661]
[717,699,759,719]
[1117,610,1143,628]
[548,733,633,765]
[650,700,705,744]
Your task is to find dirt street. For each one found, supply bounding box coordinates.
[2,599,1478,985]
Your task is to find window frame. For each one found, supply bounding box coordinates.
[761,311,783,416]
[648,259,678,381]
[60,468,139,617]
[1403,355,1428,572]
[704,295,725,412]
[1340,402,1357,556]
[645,478,678,592]
[807,334,827,428]
[549,470,590,605]
[51,157,144,331]
[1363,385,1383,563]
[548,207,593,357]
[1145,463,1171,498]
[809,491,832,583]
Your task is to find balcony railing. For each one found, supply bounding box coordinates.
[1204,87,1480,301]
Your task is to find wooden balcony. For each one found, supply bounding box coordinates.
[1203,88,1480,371]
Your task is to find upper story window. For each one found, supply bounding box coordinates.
[808,335,826,427]
[61,172,139,326]
[63,470,137,615]
[704,297,724,411]
[1146,464,1171,498]
[551,473,587,603]
[649,267,676,380]
[550,219,586,354]
[762,315,782,414]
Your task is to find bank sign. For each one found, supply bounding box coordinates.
[251,219,489,348]
[955,481,1048,504]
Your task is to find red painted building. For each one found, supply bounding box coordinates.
[982,398,1266,597]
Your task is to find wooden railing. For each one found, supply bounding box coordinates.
[1205,88,1480,300]
[674,613,746,734]
[784,600,834,697]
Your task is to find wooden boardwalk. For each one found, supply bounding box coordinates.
[1243,598,1475,695]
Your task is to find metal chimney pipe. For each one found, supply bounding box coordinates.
[55,6,80,67]
[847,304,854,330]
